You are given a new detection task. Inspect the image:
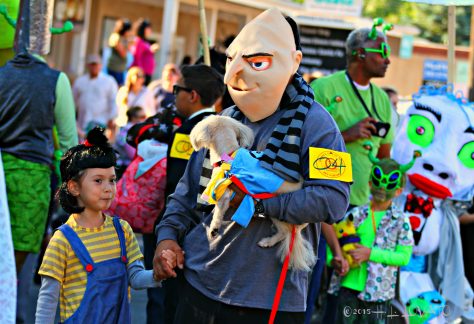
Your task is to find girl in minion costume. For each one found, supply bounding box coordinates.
[35,128,175,324]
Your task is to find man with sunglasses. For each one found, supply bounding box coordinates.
[328,153,414,323]
[311,27,394,209]
[309,27,395,323]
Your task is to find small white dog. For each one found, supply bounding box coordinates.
[190,115,315,271]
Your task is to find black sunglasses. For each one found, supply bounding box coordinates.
[173,84,193,96]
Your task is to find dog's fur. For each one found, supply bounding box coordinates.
[190,115,315,271]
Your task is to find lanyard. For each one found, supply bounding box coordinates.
[345,71,383,121]
[370,207,377,235]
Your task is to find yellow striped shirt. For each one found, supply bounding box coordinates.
[39,214,143,322]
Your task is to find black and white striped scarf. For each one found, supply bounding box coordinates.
[196,73,314,210]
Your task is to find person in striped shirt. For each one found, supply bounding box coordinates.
[35,127,176,324]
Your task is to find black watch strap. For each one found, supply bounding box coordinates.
[254,199,265,215]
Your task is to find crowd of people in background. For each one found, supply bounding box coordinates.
[73,17,230,148]
[2,8,474,324]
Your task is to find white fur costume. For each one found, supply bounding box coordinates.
[0,151,17,324]
[392,87,474,322]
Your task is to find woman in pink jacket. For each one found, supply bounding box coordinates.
[131,19,159,85]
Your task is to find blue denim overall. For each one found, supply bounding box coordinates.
[59,217,131,324]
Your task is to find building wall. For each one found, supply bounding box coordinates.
[374,36,469,97]
[47,0,470,96]
[87,0,164,60]
[69,0,251,78]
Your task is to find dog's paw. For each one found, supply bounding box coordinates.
[257,237,275,248]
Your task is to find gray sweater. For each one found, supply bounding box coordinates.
[156,102,350,311]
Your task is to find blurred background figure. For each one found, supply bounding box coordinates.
[131,18,159,85]
[116,67,156,127]
[459,200,474,294]
[106,18,133,86]
[73,54,118,140]
[179,55,192,69]
[114,106,147,178]
[148,63,181,113]
[195,35,236,112]
[303,70,324,85]
[382,86,400,129]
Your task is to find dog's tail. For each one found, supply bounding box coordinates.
[277,226,315,272]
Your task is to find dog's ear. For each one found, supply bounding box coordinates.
[230,119,254,148]
[190,118,211,151]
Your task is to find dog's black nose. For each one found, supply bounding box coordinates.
[211,229,219,237]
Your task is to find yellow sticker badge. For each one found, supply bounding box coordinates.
[309,147,352,182]
[170,133,194,160]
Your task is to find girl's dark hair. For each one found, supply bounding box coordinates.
[114,18,132,36]
[58,127,117,214]
[135,18,151,40]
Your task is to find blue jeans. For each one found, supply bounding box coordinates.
[304,235,327,324]
[107,68,125,86]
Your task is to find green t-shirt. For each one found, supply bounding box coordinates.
[311,71,394,206]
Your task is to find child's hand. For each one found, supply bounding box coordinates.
[161,249,177,269]
[331,256,349,276]
[348,243,371,265]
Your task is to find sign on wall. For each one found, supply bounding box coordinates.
[54,0,86,25]
[422,59,448,87]
[298,25,351,76]
[399,35,414,59]
[307,0,363,17]
[268,0,362,17]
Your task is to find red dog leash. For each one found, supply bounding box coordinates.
[268,225,297,324]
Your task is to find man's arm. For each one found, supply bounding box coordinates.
[376,143,391,159]
[311,79,377,144]
[55,72,79,151]
[263,109,350,225]
[341,117,377,143]
[263,181,349,224]
[155,150,206,244]
[153,149,206,280]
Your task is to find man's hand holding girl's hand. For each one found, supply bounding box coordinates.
[153,240,185,281]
